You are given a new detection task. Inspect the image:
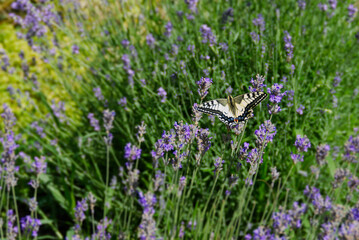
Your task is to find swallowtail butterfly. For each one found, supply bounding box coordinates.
[197,92,267,127]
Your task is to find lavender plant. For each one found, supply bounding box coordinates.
[0,0,359,239]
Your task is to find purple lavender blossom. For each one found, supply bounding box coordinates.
[296,104,305,115]
[343,134,359,163]
[1,50,10,72]
[21,215,41,237]
[138,191,157,239]
[32,156,47,174]
[91,217,112,240]
[10,0,58,50]
[140,79,146,86]
[88,113,100,131]
[184,0,198,13]
[103,109,115,133]
[219,42,228,52]
[246,148,263,165]
[248,226,273,240]
[303,185,320,199]
[164,21,173,38]
[294,135,311,152]
[187,45,195,56]
[338,221,359,239]
[51,101,66,122]
[153,170,165,191]
[348,4,358,20]
[1,104,16,130]
[74,198,88,223]
[298,0,306,10]
[238,142,250,160]
[249,75,266,92]
[179,222,185,238]
[333,72,342,88]
[333,168,350,188]
[121,39,130,48]
[328,0,337,10]
[7,209,18,239]
[136,121,147,143]
[129,45,138,58]
[174,121,193,145]
[146,34,155,48]
[286,90,294,107]
[291,153,304,163]
[254,120,277,148]
[250,32,260,43]
[214,157,225,175]
[272,208,292,234]
[316,144,330,166]
[1,106,20,189]
[267,83,286,103]
[122,54,131,70]
[347,176,359,192]
[281,76,288,83]
[118,97,128,110]
[267,104,281,115]
[196,128,212,154]
[179,176,186,193]
[187,220,197,230]
[157,87,167,103]
[225,86,233,95]
[171,44,179,56]
[318,3,328,12]
[313,194,332,214]
[200,25,216,46]
[72,44,79,54]
[31,121,46,138]
[93,87,104,101]
[123,168,139,195]
[28,197,37,212]
[221,8,234,24]
[252,14,265,32]
[283,31,294,61]
[161,131,176,151]
[124,143,142,161]
[196,77,213,99]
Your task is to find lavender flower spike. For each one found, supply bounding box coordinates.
[200,25,216,46]
[103,109,115,133]
[196,77,213,99]
[249,74,266,92]
[294,135,311,152]
[157,87,167,103]
[267,83,286,104]
[283,31,294,61]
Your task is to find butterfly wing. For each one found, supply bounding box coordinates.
[197,99,237,126]
[233,92,267,122]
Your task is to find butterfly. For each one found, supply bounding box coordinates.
[197,92,267,127]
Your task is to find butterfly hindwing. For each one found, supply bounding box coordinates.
[197,99,237,126]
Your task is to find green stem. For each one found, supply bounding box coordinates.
[104,143,110,218]
[12,186,22,240]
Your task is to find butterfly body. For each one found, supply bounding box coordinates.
[197,92,267,127]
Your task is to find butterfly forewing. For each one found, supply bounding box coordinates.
[233,92,267,121]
